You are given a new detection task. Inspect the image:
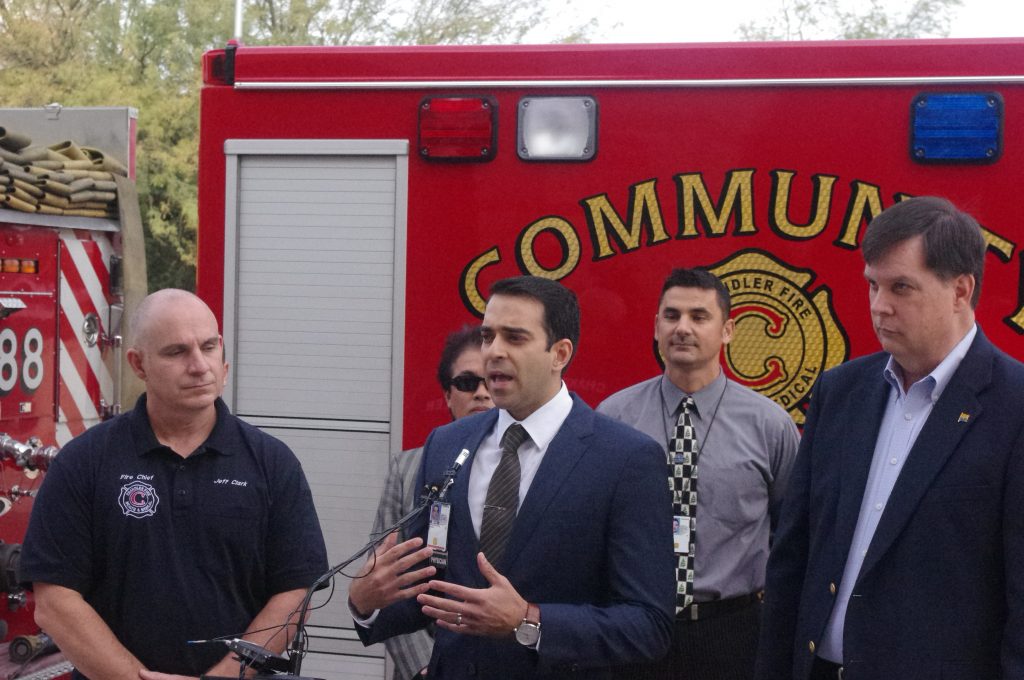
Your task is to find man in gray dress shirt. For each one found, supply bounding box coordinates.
[371,326,493,680]
[598,267,799,680]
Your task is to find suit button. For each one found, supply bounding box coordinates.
[571,664,580,672]
[829,582,837,595]
[466,663,476,675]
[808,641,816,654]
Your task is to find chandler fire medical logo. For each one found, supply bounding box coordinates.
[119,481,160,519]
[710,250,848,424]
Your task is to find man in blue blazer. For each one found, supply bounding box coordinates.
[755,196,1024,680]
[350,276,675,679]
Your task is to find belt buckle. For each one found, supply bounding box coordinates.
[689,603,699,621]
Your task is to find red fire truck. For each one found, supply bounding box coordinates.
[0,106,144,676]
[197,39,1024,677]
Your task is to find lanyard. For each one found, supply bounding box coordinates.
[660,376,728,464]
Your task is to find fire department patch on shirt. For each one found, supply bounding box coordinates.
[119,481,160,518]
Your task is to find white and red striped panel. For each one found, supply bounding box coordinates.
[55,228,115,446]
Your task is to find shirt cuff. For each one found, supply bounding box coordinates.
[349,598,380,627]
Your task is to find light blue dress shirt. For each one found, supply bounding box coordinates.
[819,324,977,662]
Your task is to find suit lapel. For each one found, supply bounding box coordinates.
[858,333,992,580]
[834,365,890,561]
[501,396,592,575]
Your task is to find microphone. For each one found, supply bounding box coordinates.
[9,632,57,663]
[188,638,291,674]
[225,639,291,673]
[286,446,474,675]
[428,448,471,502]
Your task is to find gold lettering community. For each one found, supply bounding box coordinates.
[458,169,1024,335]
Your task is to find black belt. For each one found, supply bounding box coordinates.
[810,656,845,680]
[676,591,762,623]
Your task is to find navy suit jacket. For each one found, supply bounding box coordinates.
[756,330,1024,680]
[360,394,675,679]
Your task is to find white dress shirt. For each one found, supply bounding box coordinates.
[354,383,573,627]
[468,383,573,537]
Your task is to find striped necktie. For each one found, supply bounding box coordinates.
[478,423,529,565]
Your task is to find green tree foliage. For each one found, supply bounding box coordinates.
[0,0,232,290]
[0,0,591,291]
[389,0,545,45]
[738,0,963,41]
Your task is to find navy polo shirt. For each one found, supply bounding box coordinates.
[21,395,329,677]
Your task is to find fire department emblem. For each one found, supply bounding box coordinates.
[119,481,160,519]
[710,250,848,424]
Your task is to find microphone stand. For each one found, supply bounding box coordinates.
[196,456,463,680]
[285,488,440,676]
[281,447,469,677]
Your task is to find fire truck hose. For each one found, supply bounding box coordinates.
[0,125,126,219]
[0,128,30,153]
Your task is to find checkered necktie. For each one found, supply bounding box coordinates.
[669,397,698,614]
[478,423,529,566]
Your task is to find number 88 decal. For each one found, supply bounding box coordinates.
[0,328,45,395]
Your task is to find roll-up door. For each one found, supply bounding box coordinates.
[222,139,408,679]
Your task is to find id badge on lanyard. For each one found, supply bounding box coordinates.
[427,500,451,569]
[673,515,691,553]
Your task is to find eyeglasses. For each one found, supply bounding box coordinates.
[450,374,486,393]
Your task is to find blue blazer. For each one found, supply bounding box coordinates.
[360,394,675,679]
[756,331,1024,680]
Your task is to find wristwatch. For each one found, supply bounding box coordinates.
[514,602,542,648]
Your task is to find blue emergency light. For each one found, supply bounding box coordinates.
[910,92,1003,163]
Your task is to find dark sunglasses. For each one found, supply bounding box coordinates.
[450,374,486,393]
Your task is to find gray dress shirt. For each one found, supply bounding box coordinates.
[598,371,799,601]
[371,447,432,680]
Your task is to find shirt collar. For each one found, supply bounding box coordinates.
[128,393,233,457]
[883,323,977,401]
[495,382,572,451]
[660,370,727,417]
[203,399,234,455]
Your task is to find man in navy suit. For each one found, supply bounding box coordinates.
[755,196,1024,680]
[349,275,675,679]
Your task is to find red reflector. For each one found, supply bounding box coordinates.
[418,97,497,161]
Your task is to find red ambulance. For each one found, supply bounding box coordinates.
[196,38,1024,677]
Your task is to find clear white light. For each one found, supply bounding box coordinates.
[518,97,597,161]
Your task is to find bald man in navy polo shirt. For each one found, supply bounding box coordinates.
[21,289,328,680]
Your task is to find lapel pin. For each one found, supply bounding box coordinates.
[957,412,970,423]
